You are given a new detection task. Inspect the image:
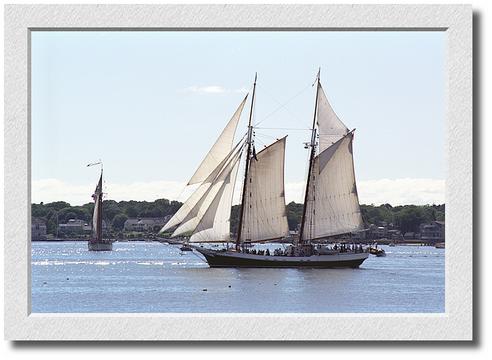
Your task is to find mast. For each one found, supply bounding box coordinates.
[299,69,320,244]
[236,73,257,251]
[96,169,103,242]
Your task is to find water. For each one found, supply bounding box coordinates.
[31,241,444,313]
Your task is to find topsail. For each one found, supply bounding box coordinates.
[316,84,350,152]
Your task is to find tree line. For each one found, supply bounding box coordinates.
[31,199,182,235]
[32,199,444,236]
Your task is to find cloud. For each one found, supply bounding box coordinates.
[283,178,445,206]
[180,85,248,94]
[32,178,445,207]
[32,178,188,206]
[356,178,445,205]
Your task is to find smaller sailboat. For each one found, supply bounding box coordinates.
[87,162,112,251]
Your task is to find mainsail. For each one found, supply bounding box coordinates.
[239,137,290,242]
[301,132,363,241]
[187,95,248,185]
[300,76,363,242]
[92,173,103,242]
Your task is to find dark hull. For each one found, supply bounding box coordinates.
[195,248,368,269]
[88,241,113,251]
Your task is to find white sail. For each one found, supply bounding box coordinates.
[240,137,289,242]
[317,83,349,153]
[189,160,240,243]
[171,146,243,237]
[187,95,248,185]
[160,141,243,233]
[302,132,363,241]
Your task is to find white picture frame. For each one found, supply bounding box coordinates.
[4,4,472,341]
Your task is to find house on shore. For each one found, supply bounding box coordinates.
[58,219,86,235]
[403,232,419,240]
[420,221,445,243]
[31,217,47,240]
[58,218,108,235]
[124,216,171,233]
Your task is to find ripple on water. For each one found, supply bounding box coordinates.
[31,242,445,313]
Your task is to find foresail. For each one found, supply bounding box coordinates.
[240,137,289,243]
[171,146,242,237]
[302,132,363,241]
[189,159,240,243]
[187,95,248,185]
[160,141,243,233]
[317,83,349,153]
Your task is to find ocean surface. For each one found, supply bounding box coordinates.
[31,241,444,313]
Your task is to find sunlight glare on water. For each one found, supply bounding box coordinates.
[31,241,444,313]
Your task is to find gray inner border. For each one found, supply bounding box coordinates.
[4,4,472,341]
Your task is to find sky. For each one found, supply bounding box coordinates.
[31,31,446,206]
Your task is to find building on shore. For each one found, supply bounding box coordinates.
[404,232,419,240]
[386,229,403,240]
[351,230,366,241]
[58,218,108,236]
[58,219,87,235]
[31,217,47,240]
[124,216,171,233]
[420,221,445,243]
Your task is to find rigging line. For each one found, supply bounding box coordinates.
[254,137,268,149]
[256,127,311,131]
[254,82,313,127]
[254,132,277,140]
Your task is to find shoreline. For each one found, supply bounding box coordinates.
[31,238,443,246]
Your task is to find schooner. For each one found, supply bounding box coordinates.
[160,72,369,268]
[87,162,112,251]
